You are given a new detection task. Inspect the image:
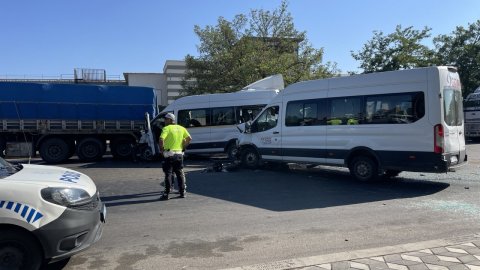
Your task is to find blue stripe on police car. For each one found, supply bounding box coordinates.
[0,200,44,224]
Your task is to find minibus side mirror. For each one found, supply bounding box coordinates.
[244,122,252,133]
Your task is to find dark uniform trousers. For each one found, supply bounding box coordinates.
[162,154,186,195]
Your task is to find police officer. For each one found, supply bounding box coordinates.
[159,113,192,200]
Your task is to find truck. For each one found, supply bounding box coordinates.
[464,86,480,140]
[0,82,157,163]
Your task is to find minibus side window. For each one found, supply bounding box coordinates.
[178,109,211,128]
[236,105,265,124]
[364,92,424,124]
[212,107,235,126]
[252,106,279,132]
[286,100,323,126]
[286,102,303,126]
[412,92,425,120]
[328,97,362,125]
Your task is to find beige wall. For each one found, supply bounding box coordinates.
[124,73,166,108]
[124,60,188,108]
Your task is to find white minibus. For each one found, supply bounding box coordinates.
[152,75,283,158]
[238,66,467,181]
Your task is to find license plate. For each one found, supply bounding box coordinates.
[450,155,458,164]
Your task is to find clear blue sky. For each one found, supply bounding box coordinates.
[1,0,479,79]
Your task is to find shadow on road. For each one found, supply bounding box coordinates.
[184,166,450,212]
[5,156,164,169]
[101,191,164,207]
[42,258,70,270]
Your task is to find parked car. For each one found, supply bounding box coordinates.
[0,157,106,269]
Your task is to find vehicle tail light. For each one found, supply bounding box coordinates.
[434,124,444,154]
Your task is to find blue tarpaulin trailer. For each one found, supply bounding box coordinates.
[0,82,158,163]
[0,82,156,120]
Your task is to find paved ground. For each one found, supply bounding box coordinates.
[23,142,479,270]
[223,234,480,270]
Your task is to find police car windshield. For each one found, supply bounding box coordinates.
[0,157,20,178]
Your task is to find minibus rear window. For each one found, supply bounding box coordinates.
[444,89,464,126]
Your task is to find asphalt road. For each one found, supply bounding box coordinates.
[41,143,480,270]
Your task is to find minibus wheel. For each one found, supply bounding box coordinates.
[242,147,260,169]
[0,229,43,270]
[349,156,378,181]
[226,143,239,160]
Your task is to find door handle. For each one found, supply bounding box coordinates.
[273,131,279,134]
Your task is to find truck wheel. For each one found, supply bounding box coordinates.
[110,138,134,159]
[0,229,43,270]
[77,138,105,161]
[349,156,378,181]
[241,147,260,169]
[39,138,69,163]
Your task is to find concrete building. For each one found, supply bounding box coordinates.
[163,60,187,105]
[124,60,187,109]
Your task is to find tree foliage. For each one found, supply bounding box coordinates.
[351,25,435,73]
[182,0,338,95]
[433,20,480,95]
[352,21,480,96]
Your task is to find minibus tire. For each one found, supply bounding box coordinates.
[349,156,378,181]
[242,148,260,169]
[0,229,43,270]
[226,143,238,160]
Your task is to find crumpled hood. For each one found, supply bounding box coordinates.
[4,164,97,196]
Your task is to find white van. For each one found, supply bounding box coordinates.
[0,158,105,269]
[238,66,467,181]
[153,75,283,158]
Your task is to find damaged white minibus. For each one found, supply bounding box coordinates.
[238,66,467,181]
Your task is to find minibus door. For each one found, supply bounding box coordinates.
[443,88,465,165]
[250,104,282,161]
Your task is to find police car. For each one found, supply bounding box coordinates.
[0,157,106,269]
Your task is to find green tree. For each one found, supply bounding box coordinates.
[182,1,338,95]
[433,20,480,96]
[351,25,435,73]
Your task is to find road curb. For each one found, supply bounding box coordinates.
[221,234,480,270]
